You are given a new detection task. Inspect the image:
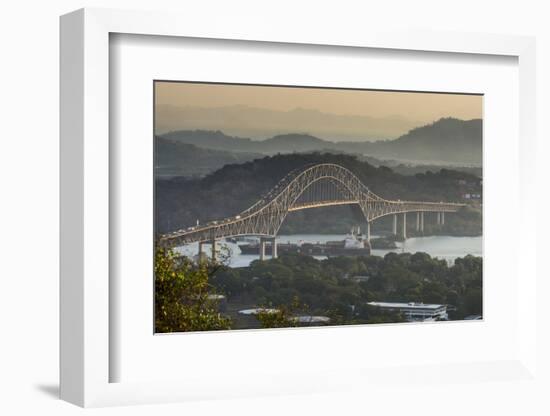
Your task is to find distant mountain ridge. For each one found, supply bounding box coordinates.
[155,137,262,177]
[159,117,482,165]
[371,118,482,164]
[155,104,419,140]
[161,130,257,153]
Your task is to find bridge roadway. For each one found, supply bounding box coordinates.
[158,163,466,258]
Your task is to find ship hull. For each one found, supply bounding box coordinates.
[239,242,370,257]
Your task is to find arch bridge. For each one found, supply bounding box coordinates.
[159,163,466,259]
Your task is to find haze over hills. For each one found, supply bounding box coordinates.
[156,135,481,178]
[159,117,482,166]
[155,137,262,178]
[155,104,421,141]
[369,118,482,164]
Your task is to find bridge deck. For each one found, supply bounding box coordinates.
[158,163,467,247]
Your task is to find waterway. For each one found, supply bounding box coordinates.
[175,234,482,268]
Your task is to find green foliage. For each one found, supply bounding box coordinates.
[211,252,482,327]
[255,297,302,329]
[155,246,231,333]
[366,310,407,324]
[255,309,293,328]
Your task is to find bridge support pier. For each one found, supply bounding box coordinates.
[420,212,424,233]
[259,238,266,261]
[441,212,445,225]
[392,214,397,235]
[402,213,407,239]
[259,237,277,260]
[366,221,371,241]
[198,242,205,258]
[210,239,216,261]
[436,212,441,225]
[416,212,420,231]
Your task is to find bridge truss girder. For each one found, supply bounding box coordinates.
[159,163,465,247]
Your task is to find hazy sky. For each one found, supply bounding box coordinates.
[155,81,482,141]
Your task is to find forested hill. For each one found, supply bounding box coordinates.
[155,153,482,234]
[155,137,262,177]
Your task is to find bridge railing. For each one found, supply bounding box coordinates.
[158,164,468,247]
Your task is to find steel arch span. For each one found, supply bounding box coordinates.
[159,163,466,247]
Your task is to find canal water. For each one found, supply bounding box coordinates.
[175,234,482,268]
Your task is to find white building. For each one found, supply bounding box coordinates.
[238,308,279,315]
[290,315,331,325]
[367,301,448,322]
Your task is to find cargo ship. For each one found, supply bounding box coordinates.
[238,228,371,257]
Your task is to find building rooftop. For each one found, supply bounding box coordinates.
[290,315,331,324]
[238,308,279,315]
[367,301,445,310]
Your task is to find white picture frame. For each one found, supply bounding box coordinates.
[60,7,538,408]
